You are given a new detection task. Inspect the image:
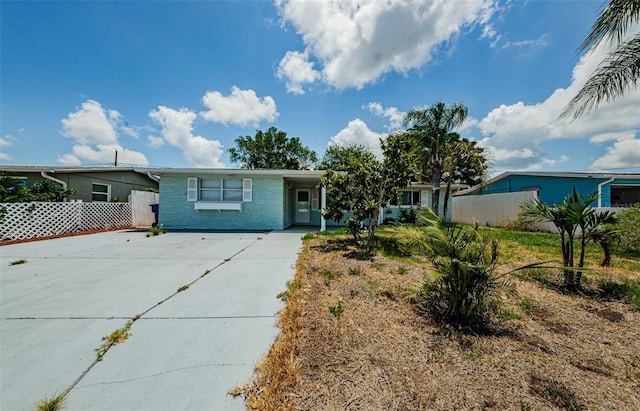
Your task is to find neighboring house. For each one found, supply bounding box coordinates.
[0,166,160,203]
[455,171,640,207]
[149,168,466,231]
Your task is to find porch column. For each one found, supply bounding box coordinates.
[320,185,327,232]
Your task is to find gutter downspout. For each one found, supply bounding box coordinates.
[147,172,160,183]
[41,171,67,189]
[597,178,614,207]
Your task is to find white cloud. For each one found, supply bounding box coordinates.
[476,25,640,172]
[59,100,149,166]
[147,135,165,148]
[0,135,14,160]
[1,134,16,147]
[276,50,320,94]
[590,138,640,171]
[200,86,279,126]
[149,106,224,168]
[276,0,497,91]
[61,100,119,145]
[329,118,386,159]
[501,33,551,50]
[365,102,404,131]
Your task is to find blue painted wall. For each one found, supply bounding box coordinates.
[474,175,627,206]
[158,174,284,230]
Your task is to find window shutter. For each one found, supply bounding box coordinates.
[311,188,319,210]
[243,178,252,202]
[187,178,198,201]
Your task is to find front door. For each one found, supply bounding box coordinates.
[295,189,311,224]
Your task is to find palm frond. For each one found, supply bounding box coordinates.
[561,33,640,119]
[578,0,640,53]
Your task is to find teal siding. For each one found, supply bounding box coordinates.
[158,175,284,230]
[477,175,611,206]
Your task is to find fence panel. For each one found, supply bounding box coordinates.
[129,190,159,227]
[0,202,132,242]
[452,191,538,227]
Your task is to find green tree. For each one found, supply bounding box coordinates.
[0,173,75,202]
[228,126,317,170]
[520,189,614,289]
[403,102,468,216]
[561,0,640,118]
[320,134,416,247]
[441,135,488,220]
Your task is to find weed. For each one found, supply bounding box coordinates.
[35,393,66,411]
[276,280,293,301]
[96,321,133,361]
[463,345,484,360]
[519,400,532,411]
[329,301,344,318]
[302,232,316,241]
[498,308,523,321]
[349,290,359,298]
[396,266,408,275]
[177,284,189,292]
[371,262,385,270]
[147,226,166,237]
[318,268,342,285]
[9,259,27,266]
[519,298,534,315]
[348,267,361,276]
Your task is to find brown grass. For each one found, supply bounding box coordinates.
[243,233,640,410]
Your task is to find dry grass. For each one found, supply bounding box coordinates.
[243,232,640,410]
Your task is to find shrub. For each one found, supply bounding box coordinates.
[614,204,640,256]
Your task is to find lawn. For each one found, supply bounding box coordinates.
[241,227,640,410]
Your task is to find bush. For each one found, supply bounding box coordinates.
[614,204,640,256]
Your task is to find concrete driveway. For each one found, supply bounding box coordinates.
[0,229,304,411]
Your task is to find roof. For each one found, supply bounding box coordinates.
[0,165,155,173]
[145,167,327,178]
[454,171,640,196]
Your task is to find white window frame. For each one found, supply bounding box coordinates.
[187,177,252,208]
[92,182,111,203]
[311,188,319,210]
[392,190,421,207]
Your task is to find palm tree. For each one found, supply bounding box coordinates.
[403,102,468,216]
[520,189,612,289]
[561,0,640,119]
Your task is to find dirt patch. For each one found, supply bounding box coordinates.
[245,235,640,410]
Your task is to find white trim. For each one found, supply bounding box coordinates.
[187,178,198,201]
[311,188,319,210]
[320,185,326,231]
[91,182,111,203]
[243,178,252,202]
[597,178,614,207]
[195,202,242,211]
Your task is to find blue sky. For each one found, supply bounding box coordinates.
[1,0,639,174]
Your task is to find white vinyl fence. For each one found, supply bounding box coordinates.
[0,202,132,242]
[452,191,538,227]
[129,190,159,227]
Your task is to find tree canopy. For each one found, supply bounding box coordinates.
[228,127,317,170]
[0,173,75,202]
[320,134,417,246]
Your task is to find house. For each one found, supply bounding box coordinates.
[451,171,640,227]
[148,168,466,231]
[455,171,640,207]
[0,165,160,203]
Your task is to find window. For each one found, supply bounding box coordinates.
[391,190,421,206]
[92,183,111,202]
[187,178,252,202]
